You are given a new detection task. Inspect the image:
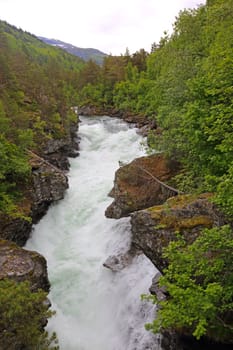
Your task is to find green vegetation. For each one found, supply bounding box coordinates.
[145,226,233,342]
[0,279,58,349]
[0,135,31,216]
[76,49,148,109]
[0,0,232,345]
[77,0,233,218]
[0,20,84,217]
[75,0,233,343]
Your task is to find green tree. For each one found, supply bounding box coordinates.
[0,135,30,216]
[145,226,233,342]
[0,279,59,350]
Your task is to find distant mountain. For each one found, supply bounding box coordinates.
[38,37,107,64]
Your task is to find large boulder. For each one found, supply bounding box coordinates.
[131,193,226,271]
[0,239,49,292]
[105,154,179,219]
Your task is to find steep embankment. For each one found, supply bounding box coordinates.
[0,20,82,348]
[131,193,226,271]
[0,152,68,246]
[0,20,82,243]
[105,153,232,350]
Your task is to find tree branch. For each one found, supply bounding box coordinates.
[135,165,184,195]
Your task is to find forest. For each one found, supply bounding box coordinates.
[0,20,84,217]
[77,0,233,219]
[0,0,232,347]
[76,0,233,342]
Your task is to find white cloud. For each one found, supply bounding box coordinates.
[0,0,206,54]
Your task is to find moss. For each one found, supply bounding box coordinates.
[147,194,214,231]
[159,215,213,230]
[148,193,213,214]
[148,206,163,220]
[166,193,213,209]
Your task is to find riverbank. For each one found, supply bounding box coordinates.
[105,152,232,350]
[0,117,80,349]
[78,105,157,136]
[25,116,160,350]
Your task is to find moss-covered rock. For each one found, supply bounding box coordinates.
[131,193,227,271]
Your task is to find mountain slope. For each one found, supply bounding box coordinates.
[38,36,107,64]
[0,20,84,217]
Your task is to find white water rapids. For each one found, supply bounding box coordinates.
[26,116,161,350]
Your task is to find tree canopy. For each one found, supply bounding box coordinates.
[0,20,84,217]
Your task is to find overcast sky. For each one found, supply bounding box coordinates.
[0,0,205,55]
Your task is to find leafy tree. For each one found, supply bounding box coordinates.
[0,135,31,216]
[0,279,59,350]
[131,49,148,72]
[0,20,84,216]
[145,226,233,342]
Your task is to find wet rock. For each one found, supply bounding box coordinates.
[131,193,226,271]
[149,272,167,302]
[103,246,141,272]
[105,154,179,219]
[0,239,50,292]
[137,119,157,137]
[79,105,98,116]
[43,121,80,170]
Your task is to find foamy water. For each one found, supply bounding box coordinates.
[26,116,160,350]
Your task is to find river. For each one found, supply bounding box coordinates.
[25,116,160,350]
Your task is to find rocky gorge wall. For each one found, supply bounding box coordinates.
[0,123,79,247]
[105,152,231,350]
[0,118,80,348]
[0,117,79,264]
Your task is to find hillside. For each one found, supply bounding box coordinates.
[38,36,107,64]
[0,20,84,217]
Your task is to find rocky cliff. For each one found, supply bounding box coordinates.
[42,120,80,170]
[0,117,79,246]
[104,154,231,350]
[0,152,68,246]
[0,120,78,348]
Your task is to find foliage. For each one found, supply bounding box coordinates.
[75,1,233,221]
[77,50,149,108]
[145,226,233,342]
[0,279,59,350]
[0,20,83,216]
[146,0,233,203]
[71,0,233,344]
[0,135,31,216]
[213,163,233,217]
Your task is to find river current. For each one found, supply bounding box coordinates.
[26,116,160,350]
